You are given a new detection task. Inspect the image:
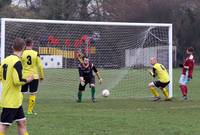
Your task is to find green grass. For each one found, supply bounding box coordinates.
[7,67,200,135]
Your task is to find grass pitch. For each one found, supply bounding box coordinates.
[7,67,200,135]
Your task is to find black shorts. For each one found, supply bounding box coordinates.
[0,106,26,125]
[21,79,39,93]
[79,76,95,91]
[153,81,170,88]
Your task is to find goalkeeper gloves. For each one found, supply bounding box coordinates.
[187,76,192,82]
[147,69,155,77]
[179,64,183,68]
[80,81,85,86]
[80,77,85,86]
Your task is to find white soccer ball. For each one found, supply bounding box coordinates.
[102,89,110,97]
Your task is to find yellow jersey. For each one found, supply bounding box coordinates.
[0,55,27,108]
[21,50,44,79]
[152,63,169,83]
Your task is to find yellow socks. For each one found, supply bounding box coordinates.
[149,87,159,97]
[24,131,29,135]
[28,95,36,113]
[162,88,169,98]
[150,87,170,101]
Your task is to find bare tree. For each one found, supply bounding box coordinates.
[1,0,200,63]
[35,0,78,20]
[0,0,11,8]
[102,0,200,63]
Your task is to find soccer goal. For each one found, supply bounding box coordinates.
[0,18,173,99]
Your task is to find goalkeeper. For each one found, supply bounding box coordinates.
[148,57,170,101]
[77,56,102,103]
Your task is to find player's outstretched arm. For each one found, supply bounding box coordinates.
[96,72,103,84]
[147,68,156,77]
[13,61,33,85]
[188,59,194,80]
[93,66,102,84]
[75,51,84,64]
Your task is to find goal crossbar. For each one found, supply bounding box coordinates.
[1,18,172,27]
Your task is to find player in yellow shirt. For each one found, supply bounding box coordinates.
[0,38,34,135]
[148,57,170,101]
[21,38,44,115]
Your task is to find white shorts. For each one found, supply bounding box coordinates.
[179,74,189,85]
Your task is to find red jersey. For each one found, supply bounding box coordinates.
[182,54,194,78]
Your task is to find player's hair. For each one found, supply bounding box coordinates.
[187,47,194,53]
[25,38,33,46]
[13,37,25,51]
[83,56,89,60]
[83,56,90,62]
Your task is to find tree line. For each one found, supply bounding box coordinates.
[1,0,200,63]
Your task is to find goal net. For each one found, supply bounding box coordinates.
[1,18,173,100]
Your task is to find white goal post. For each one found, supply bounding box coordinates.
[1,18,173,98]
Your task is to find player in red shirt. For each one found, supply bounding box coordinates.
[179,47,194,100]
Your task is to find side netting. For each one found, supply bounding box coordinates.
[1,18,173,99]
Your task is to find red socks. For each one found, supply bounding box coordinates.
[180,85,187,96]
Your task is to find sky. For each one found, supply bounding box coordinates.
[12,0,28,7]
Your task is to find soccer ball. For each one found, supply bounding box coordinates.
[102,89,110,97]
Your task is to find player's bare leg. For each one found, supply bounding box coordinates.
[0,124,8,135]
[17,120,29,135]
